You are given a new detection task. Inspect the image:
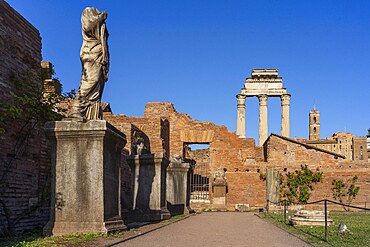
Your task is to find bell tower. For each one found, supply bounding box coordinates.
[309,107,320,141]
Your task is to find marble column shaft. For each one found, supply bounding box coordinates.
[236,94,246,138]
[281,94,290,137]
[258,94,268,146]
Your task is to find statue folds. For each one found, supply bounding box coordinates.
[68,7,109,121]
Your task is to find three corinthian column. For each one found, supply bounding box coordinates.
[236,94,290,146]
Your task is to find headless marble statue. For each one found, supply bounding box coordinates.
[68,7,109,121]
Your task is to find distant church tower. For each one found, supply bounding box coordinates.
[309,107,320,140]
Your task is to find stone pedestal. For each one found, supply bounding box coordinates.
[43,120,127,236]
[166,159,191,215]
[211,169,228,210]
[127,153,171,222]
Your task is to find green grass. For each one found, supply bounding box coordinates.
[0,232,103,247]
[1,214,188,246]
[261,211,370,247]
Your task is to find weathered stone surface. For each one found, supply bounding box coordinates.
[235,204,250,212]
[242,69,286,96]
[68,7,109,121]
[290,210,334,226]
[266,169,280,205]
[166,157,191,215]
[211,168,228,210]
[281,94,290,137]
[43,120,127,236]
[258,94,268,146]
[236,94,246,138]
[238,69,291,144]
[126,153,170,222]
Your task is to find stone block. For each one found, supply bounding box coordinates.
[43,120,127,236]
[235,204,250,212]
[211,170,228,210]
[266,169,280,204]
[166,160,191,215]
[290,210,334,226]
[126,153,170,222]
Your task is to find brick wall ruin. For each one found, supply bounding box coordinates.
[0,1,50,236]
[2,0,370,235]
[105,102,370,210]
[264,134,370,204]
[104,102,266,209]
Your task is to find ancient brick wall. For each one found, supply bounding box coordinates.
[139,103,263,207]
[105,103,261,208]
[105,103,370,210]
[143,102,257,171]
[0,1,50,236]
[103,112,171,213]
[264,134,370,205]
[188,149,210,165]
[103,113,168,155]
[264,134,342,169]
[0,1,41,97]
[226,172,266,209]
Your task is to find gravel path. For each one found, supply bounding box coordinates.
[110,212,311,247]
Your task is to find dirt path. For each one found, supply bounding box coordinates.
[107,212,311,247]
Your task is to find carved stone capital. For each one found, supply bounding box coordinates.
[258,94,268,106]
[236,94,246,107]
[281,94,291,106]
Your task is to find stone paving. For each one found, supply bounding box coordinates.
[109,212,311,247]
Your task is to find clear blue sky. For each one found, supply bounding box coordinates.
[7,0,370,142]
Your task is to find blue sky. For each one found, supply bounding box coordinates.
[6,0,370,142]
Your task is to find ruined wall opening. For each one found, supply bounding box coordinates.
[184,143,210,202]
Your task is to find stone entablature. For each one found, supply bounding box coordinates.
[242,69,286,96]
[237,69,291,145]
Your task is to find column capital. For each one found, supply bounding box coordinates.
[258,94,268,106]
[281,94,291,106]
[236,94,246,107]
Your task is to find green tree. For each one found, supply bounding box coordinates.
[331,176,360,211]
[280,165,323,204]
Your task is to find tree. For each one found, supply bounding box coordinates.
[331,176,360,211]
[280,165,323,204]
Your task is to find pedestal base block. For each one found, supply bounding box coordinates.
[43,120,127,236]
